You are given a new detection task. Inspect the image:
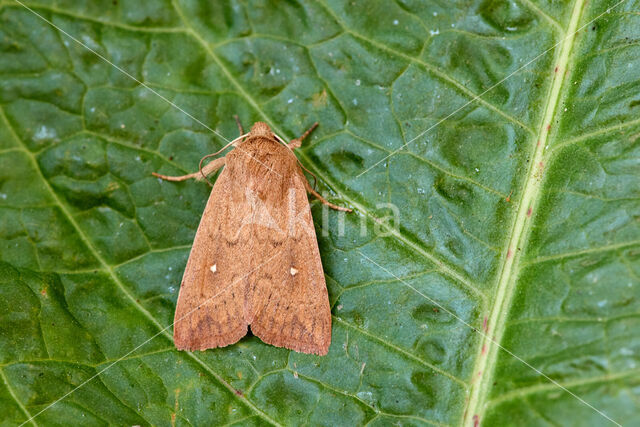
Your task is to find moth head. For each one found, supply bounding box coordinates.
[250,122,275,138]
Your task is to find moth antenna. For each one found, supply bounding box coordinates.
[213,132,250,156]
[198,132,250,186]
[198,153,219,186]
[278,143,317,189]
[275,123,320,189]
[298,161,318,190]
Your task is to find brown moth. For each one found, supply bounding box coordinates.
[153,120,350,355]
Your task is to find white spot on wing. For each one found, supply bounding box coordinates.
[210,264,217,273]
[290,267,298,276]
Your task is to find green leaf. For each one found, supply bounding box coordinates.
[1,0,638,425]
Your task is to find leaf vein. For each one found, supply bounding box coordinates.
[312,0,536,134]
[333,316,466,387]
[0,368,38,427]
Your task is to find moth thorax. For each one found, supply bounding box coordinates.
[250,122,274,137]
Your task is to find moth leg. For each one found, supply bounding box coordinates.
[152,157,225,182]
[288,122,318,149]
[302,177,352,212]
[234,115,244,135]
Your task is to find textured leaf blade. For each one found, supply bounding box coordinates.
[0,0,638,426]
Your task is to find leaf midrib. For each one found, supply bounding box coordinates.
[462,0,586,424]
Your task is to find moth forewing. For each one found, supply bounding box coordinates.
[248,170,332,355]
[172,171,248,351]
[287,184,316,238]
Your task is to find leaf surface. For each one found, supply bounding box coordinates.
[0,0,639,425]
